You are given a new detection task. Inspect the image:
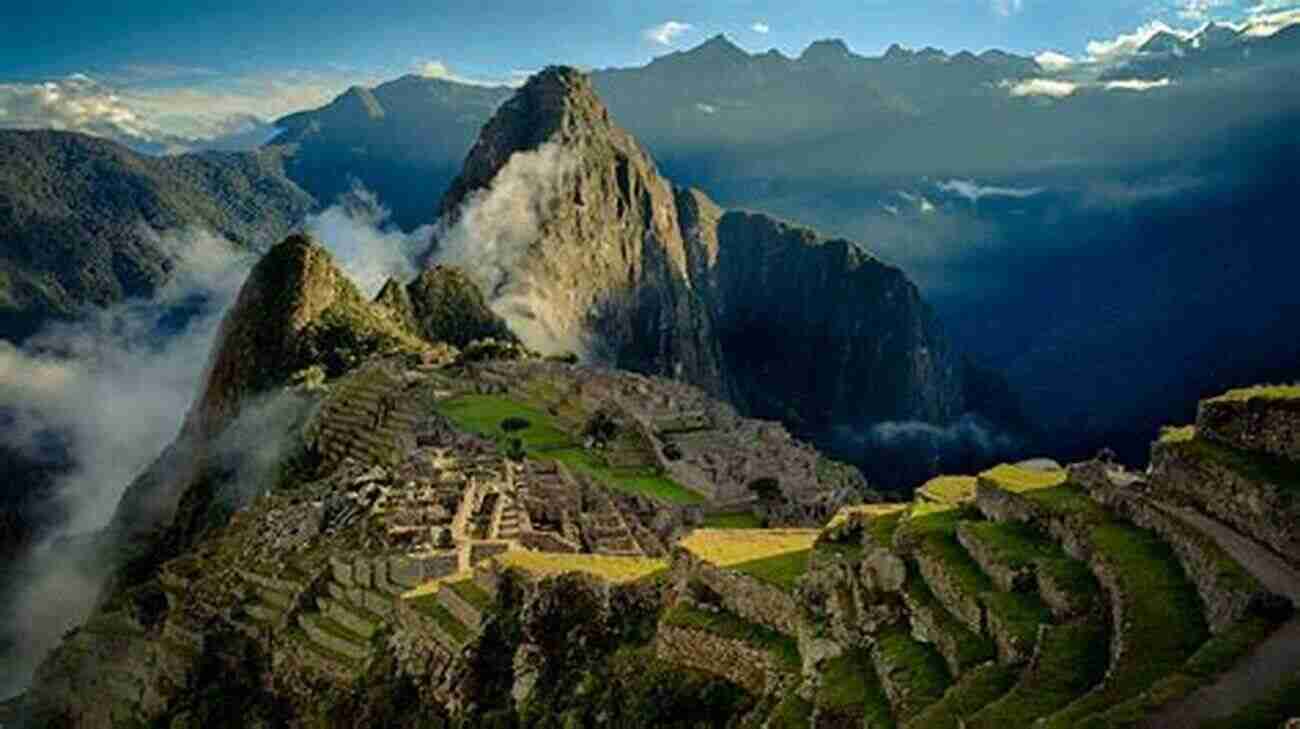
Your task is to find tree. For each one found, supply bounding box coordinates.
[501,417,531,435]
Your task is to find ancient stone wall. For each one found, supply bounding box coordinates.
[1150,441,1300,568]
[653,625,781,694]
[674,550,803,636]
[1198,397,1300,462]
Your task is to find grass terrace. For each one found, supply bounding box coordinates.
[1207,384,1300,403]
[817,649,895,727]
[1038,523,1210,728]
[445,578,494,612]
[680,529,818,592]
[406,593,473,645]
[979,464,1067,493]
[966,621,1109,728]
[917,476,978,506]
[873,626,953,719]
[700,510,763,529]
[436,393,704,504]
[903,663,1018,729]
[494,550,668,585]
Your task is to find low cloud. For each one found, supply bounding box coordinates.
[1003,78,1079,97]
[411,59,516,87]
[695,102,718,114]
[0,69,380,154]
[431,142,584,356]
[643,20,693,45]
[305,186,431,298]
[0,227,254,698]
[1035,51,1077,71]
[1105,77,1174,91]
[1086,21,1190,65]
[1179,0,1234,20]
[939,179,1046,202]
[751,22,771,34]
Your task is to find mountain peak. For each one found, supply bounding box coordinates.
[436,65,623,220]
[800,38,854,63]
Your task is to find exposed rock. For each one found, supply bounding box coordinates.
[430,66,970,441]
[403,266,517,348]
[1198,391,1300,463]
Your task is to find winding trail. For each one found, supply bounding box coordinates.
[1146,504,1300,729]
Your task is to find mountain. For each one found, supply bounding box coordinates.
[0,129,316,342]
[270,75,511,230]
[19,286,1300,728]
[429,67,977,454]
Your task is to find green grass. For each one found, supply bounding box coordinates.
[729,549,812,593]
[1158,425,1196,443]
[407,593,472,645]
[1077,615,1288,728]
[1020,484,1110,523]
[1199,669,1300,729]
[918,476,978,506]
[661,603,801,672]
[959,521,1099,609]
[1039,523,1210,729]
[966,621,1110,729]
[903,570,997,672]
[873,626,953,718]
[1208,384,1300,402]
[903,663,1019,729]
[867,510,906,548]
[286,625,364,670]
[446,578,494,612]
[701,510,764,529]
[978,464,1066,492]
[769,695,814,729]
[436,394,704,504]
[817,648,894,725]
[908,516,1053,655]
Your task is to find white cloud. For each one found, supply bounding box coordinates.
[1179,0,1233,20]
[411,59,517,87]
[695,102,718,114]
[0,69,381,153]
[1242,7,1300,35]
[1003,78,1079,97]
[991,0,1025,16]
[643,20,693,45]
[305,186,431,298]
[751,22,771,34]
[1104,77,1174,91]
[938,179,1046,202]
[1085,21,1190,64]
[1035,51,1077,71]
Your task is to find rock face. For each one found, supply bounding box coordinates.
[430,67,967,436]
[388,266,517,348]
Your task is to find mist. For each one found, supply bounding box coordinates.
[826,414,1022,493]
[305,186,432,298]
[430,142,583,356]
[0,227,253,700]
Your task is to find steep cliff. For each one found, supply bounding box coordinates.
[431,66,967,438]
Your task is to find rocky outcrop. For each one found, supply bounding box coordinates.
[1198,390,1300,463]
[399,266,517,348]
[1150,429,1300,569]
[429,66,971,442]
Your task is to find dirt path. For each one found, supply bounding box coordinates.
[1146,504,1300,729]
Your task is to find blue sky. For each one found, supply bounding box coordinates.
[1,0,1297,150]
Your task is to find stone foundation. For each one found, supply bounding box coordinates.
[1198,395,1300,463]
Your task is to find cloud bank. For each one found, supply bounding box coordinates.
[643,21,693,45]
[430,142,584,356]
[939,179,1046,202]
[0,227,254,699]
[305,186,431,298]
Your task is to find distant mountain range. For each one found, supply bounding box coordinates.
[3,28,1300,476]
